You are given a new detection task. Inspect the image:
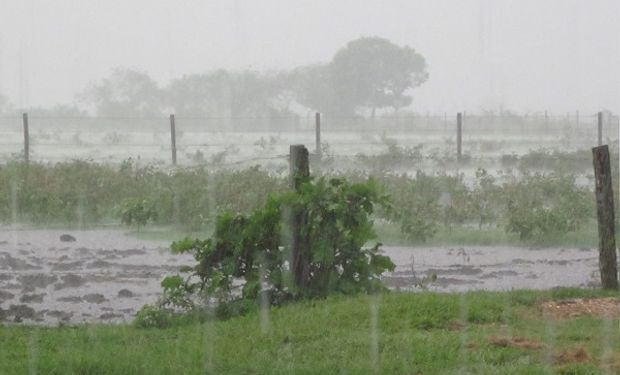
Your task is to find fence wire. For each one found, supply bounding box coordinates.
[0,113,617,167]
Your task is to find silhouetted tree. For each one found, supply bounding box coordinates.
[292,37,428,117]
[330,37,428,117]
[79,68,163,117]
[165,70,292,118]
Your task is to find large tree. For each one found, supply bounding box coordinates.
[79,68,163,117]
[165,70,231,117]
[293,37,428,117]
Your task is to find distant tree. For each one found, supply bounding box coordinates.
[165,70,292,118]
[329,37,428,117]
[227,70,279,118]
[288,64,335,115]
[0,94,11,114]
[79,68,163,117]
[292,37,428,117]
[166,71,231,117]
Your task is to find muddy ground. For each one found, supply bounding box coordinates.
[0,228,601,325]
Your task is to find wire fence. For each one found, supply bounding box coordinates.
[0,112,617,167]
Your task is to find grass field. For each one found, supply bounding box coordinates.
[1,289,619,374]
[131,220,601,249]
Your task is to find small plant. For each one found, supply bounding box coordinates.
[133,304,174,328]
[120,199,157,230]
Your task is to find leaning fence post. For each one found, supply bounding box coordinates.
[592,145,619,290]
[456,112,462,161]
[315,112,321,156]
[598,111,603,146]
[22,112,29,163]
[289,145,310,293]
[169,114,177,166]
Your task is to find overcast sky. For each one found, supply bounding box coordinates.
[1,0,618,114]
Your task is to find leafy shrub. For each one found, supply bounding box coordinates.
[382,171,440,243]
[356,142,424,172]
[158,177,395,317]
[437,173,472,228]
[503,173,592,241]
[120,199,157,229]
[133,304,174,328]
[470,169,502,228]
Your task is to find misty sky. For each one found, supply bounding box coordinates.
[1,0,618,114]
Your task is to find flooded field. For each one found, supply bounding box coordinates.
[0,228,601,325]
[383,245,600,292]
[0,228,193,325]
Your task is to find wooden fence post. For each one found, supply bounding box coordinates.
[289,145,310,292]
[22,113,29,163]
[456,112,462,161]
[169,114,177,166]
[592,145,619,290]
[315,112,321,156]
[598,111,603,146]
[289,144,309,190]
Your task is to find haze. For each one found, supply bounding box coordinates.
[1,0,618,114]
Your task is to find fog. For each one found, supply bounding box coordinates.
[1,0,618,114]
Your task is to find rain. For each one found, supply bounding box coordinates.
[0,1,619,373]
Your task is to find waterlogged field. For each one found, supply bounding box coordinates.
[0,229,193,324]
[0,227,605,325]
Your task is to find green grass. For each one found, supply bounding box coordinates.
[1,289,619,374]
[375,221,600,248]
[132,221,600,249]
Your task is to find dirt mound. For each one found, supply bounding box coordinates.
[553,347,591,365]
[541,297,619,319]
[489,336,543,349]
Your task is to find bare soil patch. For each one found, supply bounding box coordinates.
[541,297,619,320]
[488,336,544,349]
[553,347,591,365]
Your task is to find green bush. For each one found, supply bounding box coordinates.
[133,304,174,329]
[382,171,440,243]
[504,173,592,241]
[120,199,158,229]
[157,177,395,318]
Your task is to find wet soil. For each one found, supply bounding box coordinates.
[0,228,192,325]
[0,228,604,325]
[381,246,601,292]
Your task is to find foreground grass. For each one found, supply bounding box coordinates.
[1,289,619,374]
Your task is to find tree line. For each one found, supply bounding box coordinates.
[1,37,427,119]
